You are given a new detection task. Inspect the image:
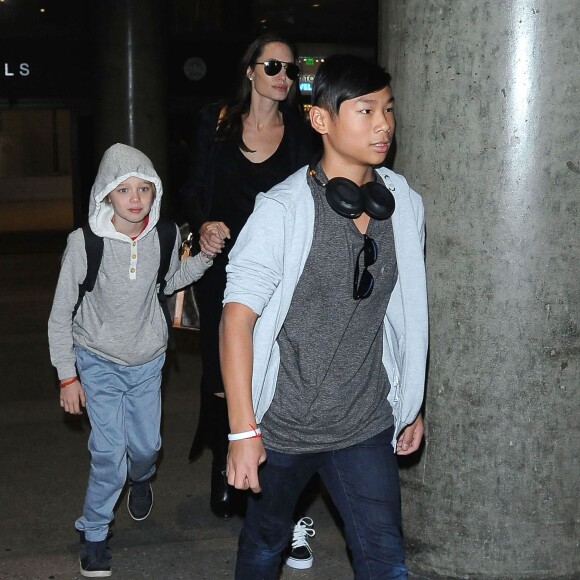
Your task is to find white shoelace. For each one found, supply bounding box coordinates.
[291,516,316,549]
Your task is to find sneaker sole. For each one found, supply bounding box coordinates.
[127,485,154,521]
[79,561,112,577]
[285,556,313,570]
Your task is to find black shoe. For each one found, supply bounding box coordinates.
[127,479,153,521]
[210,464,233,520]
[79,537,111,578]
[285,517,315,570]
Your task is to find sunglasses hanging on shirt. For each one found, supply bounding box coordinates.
[308,164,396,221]
[354,235,378,300]
[255,59,300,81]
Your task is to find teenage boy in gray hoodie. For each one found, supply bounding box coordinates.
[48,143,219,578]
[220,54,428,579]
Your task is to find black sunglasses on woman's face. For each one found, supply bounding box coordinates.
[255,59,300,81]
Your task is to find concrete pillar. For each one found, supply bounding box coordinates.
[92,0,167,183]
[379,1,579,578]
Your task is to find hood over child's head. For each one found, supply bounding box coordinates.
[88,143,163,238]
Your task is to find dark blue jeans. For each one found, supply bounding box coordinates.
[235,426,408,580]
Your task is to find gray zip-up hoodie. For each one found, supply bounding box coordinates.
[48,143,211,380]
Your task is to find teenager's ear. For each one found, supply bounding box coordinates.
[309,106,328,135]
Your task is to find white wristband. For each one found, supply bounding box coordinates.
[228,426,262,441]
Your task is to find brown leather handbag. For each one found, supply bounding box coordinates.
[168,230,200,331]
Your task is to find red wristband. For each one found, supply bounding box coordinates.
[59,377,78,388]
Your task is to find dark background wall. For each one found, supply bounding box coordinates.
[0,0,378,228]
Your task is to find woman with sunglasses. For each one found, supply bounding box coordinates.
[179,32,319,565]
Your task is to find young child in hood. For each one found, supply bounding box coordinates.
[48,143,219,578]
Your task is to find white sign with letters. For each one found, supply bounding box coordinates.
[3,63,30,77]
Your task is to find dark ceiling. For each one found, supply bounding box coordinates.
[0,0,378,47]
[250,0,378,45]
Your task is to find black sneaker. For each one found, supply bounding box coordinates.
[79,537,111,578]
[127,479,153,521]
[285,516,315,570]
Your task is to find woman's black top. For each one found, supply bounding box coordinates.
[180,102,318,393]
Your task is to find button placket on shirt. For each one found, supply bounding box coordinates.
[129,240,137,279]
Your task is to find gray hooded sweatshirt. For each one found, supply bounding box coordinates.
[48,143,211,380]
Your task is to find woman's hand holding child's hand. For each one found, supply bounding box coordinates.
[199,221,231,258]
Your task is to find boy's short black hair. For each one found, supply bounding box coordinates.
[311,54,392,116]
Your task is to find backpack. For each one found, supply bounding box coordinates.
[72,216,178,327]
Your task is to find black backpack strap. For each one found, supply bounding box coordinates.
[156,215,177,290]
[72,223,103,320]
[155,215,179,328]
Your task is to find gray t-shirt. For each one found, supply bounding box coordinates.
[260,170,398,453]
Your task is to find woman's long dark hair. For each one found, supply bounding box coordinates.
[216,32,303,150]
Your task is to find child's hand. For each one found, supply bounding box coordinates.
[59,379,86,415]
[199,221,231,257]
